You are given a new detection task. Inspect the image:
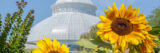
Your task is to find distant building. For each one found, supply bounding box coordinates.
[26,0,100,52]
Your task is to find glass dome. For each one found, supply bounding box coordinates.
[26,0,100,51]
[27,12,100,42]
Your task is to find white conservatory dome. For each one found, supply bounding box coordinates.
[26,0,100,51]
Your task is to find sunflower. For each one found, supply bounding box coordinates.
[32,37,69,53]
[96,2,153,52]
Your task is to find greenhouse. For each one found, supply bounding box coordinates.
[26,0,100,52]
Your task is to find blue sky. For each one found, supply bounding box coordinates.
[0,0,160,25]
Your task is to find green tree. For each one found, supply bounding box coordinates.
[0,0,34,53]
[148,8,160,26]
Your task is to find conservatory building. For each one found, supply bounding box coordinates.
[26,0,100,52]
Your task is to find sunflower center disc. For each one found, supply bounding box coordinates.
[111,18,133,35]
[49,51,59,53]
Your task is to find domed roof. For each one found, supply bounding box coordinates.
[27,12,100,42]
[27,0,100,43]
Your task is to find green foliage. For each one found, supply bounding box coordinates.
[7,8,34,53]
[78,51,95,53]
[149,26,160,35]
[149,26,160,39]
[129,48,140,53]
[80,26,98,39]
[0,0,34,53]
[0,15,2,32]
[76,39,98,49]
[0,13,13,52]
[148,8,160,26]
[24,49,33,53]
[78,50,107,53]
[149,26,160,52]
[76,26,112,53]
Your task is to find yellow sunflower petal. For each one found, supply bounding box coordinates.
[119,4,126,18]
[135,24,152,31]
[132,31,145,39]
[109,32,118,44]
[97,23,105,29]
[130,14,147,24]
[53,38,60,47]
[36,39,48,51]
[61,44,69,53]
[125,10,134,18]
[144,25,152,31]
[148,34,157,40]
[34,37,69,53]
[97,23,111,29]
[44,37,53,49]
[108,6,113,11]
[102,34,110,41]
[120,3,126,10]
[96,30,103,35]
[121,38,127,51]
[126,34,141,45]
[131,38,139,45]
[32,48,43,53]
[108,10,119,20]
[147,34,157,40]
[138,13,146,21]
[101,32,114,41]
[112,2,118,11]
[127,5,132,10]
[104,10,108,16]
[99,16,112,23]
[117,36,122,45]
[111,3,119,18]
[61,44,67,49]
[135,8,140,16]
[96,28,112,35]
[52,38,61,51]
